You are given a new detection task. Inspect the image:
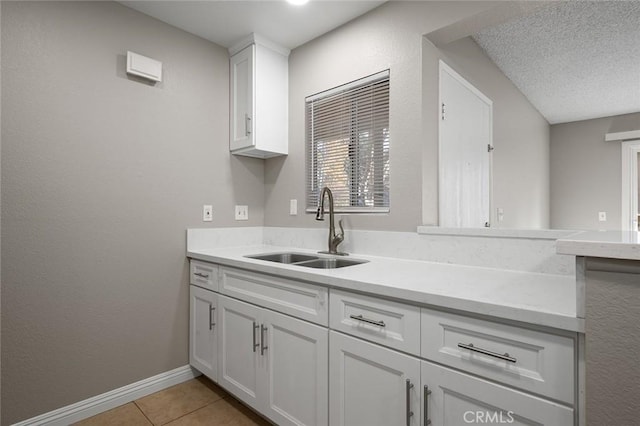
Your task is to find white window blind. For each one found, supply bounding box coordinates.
[306,70,390,213]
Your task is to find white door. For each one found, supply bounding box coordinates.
[230,44,254,151]
[218,295,261,409]
[439,60,493,228]
[329,331,420,426]
[260,309,328,426]
[621,140,640,231]
[421,361,573,426]
[189,286,218,381]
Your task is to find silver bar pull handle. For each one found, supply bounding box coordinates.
[252,322,260,352]
[245,114,252,136]
[424,385,432,426]
[406,379,414,426]
[209,305,216,330]
[349,314,386,327]
[194,272,209,278]
[260,324,268,356]
[457,343,517,363]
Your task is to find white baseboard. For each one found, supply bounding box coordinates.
[13,365,200,426]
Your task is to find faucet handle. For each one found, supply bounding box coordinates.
[336,219,345,241]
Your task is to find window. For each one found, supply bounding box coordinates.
[305,70,390,213]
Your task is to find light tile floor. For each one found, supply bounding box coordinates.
[74,377,271,426]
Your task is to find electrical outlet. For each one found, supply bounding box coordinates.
[235,205,248,221]
[598,211,607,222]
[497,207,504,222]
[290,199,298,215]
[203,205,213,222]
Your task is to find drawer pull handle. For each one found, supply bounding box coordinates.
[260,325,268,356]
[209,305,216,330]
[349,314,386,327]
[194,272,209,279]
[457,343,517,363]
[252,322,260,353]
[424,385,432,426]
[406,379,414,426]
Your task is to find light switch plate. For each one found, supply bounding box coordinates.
[290,199,298,215]
[203,205,213,222]
[235,205,248,221]
[598,211,607,222]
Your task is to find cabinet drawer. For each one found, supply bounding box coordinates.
[422,361,574,426]
[190,260,219,291]
[220,267,328,326]
[330,289,420,355]
[421,308,575,404]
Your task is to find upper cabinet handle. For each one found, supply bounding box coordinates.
[194,272,209,278]
[245,114,252,136]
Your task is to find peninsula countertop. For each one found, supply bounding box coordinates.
[557,230,640,261]
[188,245,583,333]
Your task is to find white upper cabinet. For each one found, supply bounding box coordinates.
[229,34,289,158]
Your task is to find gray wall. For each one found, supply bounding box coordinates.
[550,112,640,230]
[1,2,264,423]
[263,1,502,232]
[423,37,550,228]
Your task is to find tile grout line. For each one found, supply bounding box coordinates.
[132,401,155,425]
[157,397,227,425]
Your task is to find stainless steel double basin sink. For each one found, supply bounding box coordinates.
[245,252,368,269]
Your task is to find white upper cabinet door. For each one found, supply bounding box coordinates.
[421,361,574,426]
[229,35,289,158]
[260,309,328,426]
[218,295,261,410]
[189,285,218,382]
[230,44,254,152]
[330,331,421,426]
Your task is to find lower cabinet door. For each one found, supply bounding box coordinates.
[329,331,421,426]
[218,295,261,410]
[260,309,328,426]
[421,361,574,426]
[189,285,218,381]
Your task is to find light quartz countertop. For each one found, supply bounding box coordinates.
[557,230,640,260]
[188,245,583,333]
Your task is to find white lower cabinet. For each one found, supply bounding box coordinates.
[218,294,261,407]
[421,361,574,426]
[329,331,421,426]
[189,285,218,381]
[218,294,328,426]
[189,261,578,426]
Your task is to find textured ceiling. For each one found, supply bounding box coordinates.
[473,1,640,124]
[119,0,384,50]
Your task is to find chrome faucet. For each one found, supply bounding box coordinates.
[315,187,347,256]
